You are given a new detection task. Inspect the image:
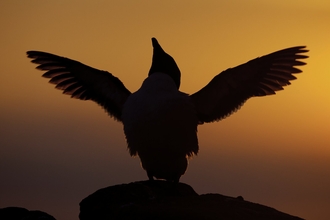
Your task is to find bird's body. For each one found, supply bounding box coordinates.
[27,38,308,182]
[122,73,198,181]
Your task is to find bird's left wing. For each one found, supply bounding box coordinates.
[27,51,131,122]
[190,46,308,123]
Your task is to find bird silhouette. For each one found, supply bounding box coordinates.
[27,38,308,182]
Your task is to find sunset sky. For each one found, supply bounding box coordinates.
[1,1,330,220]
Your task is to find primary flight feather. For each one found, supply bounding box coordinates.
[27,38,308,182]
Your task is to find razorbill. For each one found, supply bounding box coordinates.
[27,38,308,182]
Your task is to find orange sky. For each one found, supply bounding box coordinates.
[1,1,330,220]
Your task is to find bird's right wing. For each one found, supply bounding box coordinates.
[190,46,308,123]
[27,51,131,122]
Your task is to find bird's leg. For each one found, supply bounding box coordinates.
[173,176,180,184]
[147,171,154,181]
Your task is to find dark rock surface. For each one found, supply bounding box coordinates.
[80,180,304,220]
[0,207,56,220]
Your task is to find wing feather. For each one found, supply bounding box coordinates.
[27,51,131,121]
[190,46,308,123]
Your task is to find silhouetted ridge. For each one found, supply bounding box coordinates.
[0,207,56,220]
[79,181,304,220]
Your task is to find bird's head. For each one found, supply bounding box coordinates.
[148,38,181,89]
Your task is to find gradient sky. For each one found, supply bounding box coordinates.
[1,1,330,220]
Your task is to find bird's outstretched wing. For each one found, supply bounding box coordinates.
[190,46,308,123]
[27,51,131,121]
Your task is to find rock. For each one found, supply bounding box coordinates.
[79,180,303,220]
[0,207,56,220]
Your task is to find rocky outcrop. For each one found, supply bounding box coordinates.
[80,180,303,220]
[0,207,56,220]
